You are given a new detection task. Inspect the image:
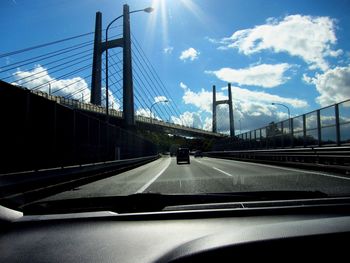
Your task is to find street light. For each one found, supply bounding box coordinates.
[150,99,169,123]
[105,5,153,120]
[271,102,291,132]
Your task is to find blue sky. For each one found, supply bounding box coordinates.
[1,0,350,133]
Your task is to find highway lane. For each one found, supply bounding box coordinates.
[146,157,350,195]
[43,156,350,201]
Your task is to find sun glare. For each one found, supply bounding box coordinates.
[146,0,169,46]
[145,0,209,50]
[179,0,208,24]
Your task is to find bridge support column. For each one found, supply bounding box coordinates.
[90,12,102,105]
[122,4,135,128]
[228,83,235,137]
[212,83,235,137]
[90,5,135,128]
[212,85,217,133]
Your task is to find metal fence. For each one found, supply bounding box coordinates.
[214,99,350,150]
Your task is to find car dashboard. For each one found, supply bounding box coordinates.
[1,198,350,262]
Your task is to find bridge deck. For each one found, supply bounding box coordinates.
[32,90,225,138]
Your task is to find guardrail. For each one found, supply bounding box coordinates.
[204,147,350,174]
[0,155,159,206]
[31,89,223,137]
[214,98,350,150]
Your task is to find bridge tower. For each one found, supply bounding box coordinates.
[90,5,135,127]
[212,83,235,137]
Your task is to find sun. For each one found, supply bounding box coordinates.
[144,0,208,50]
[148,0,169,45]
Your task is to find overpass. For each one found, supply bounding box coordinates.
[31,89,224,138]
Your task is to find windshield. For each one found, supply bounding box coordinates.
[1,0,350,212]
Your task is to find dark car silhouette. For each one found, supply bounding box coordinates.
[194,150,203,158]
[176,148,190,164]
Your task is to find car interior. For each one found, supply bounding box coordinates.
[1,196,350,262]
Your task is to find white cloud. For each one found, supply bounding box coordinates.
[179,47,200,61]
[136,108,152,118]
[180,82,188,90]
[101,87,120,110]
[12,65,91,102]
[11,65,120,109]
[207,63,291,88]
[163,46,174,54]
[182,88,224,113]
[203,117,212,131]
[136,108,162,120]
[303,65,350,106]
[205,36,220,44]
[171,111,202,128]
[182,84,307,114]
[229,86,308,108]
[219,14,342,71]
[154,95,168,103]
[179,84,308,133]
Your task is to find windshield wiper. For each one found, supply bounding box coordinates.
[22,190,329,215]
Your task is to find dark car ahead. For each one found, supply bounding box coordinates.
[194,150,203,158]
[176,148,190,164]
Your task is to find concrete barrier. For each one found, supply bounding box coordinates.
[0,155,159,203]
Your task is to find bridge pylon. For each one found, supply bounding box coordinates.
[212,83,235,137]
[90,5,135,127]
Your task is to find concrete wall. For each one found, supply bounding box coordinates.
[0,81,157,173]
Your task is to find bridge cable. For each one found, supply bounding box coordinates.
[131,56,173,120]
[33,63,92,92]
[0,25,122,59]
[131,49,177,119]
[131,34,182,117]
[106,50,163,119]
[131,39,180,119]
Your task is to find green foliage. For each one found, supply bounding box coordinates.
[137,130,216,153]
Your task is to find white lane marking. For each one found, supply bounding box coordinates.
[135,158,171,193]
[211,158,350,181]
[212,166,233,177]
[194,159,232,176]
[212,166,244,184]
[195,159,244,185]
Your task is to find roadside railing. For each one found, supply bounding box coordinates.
[0,155,159,206]
[31,89,222,137]
[205,147,350,174]
[215,99,350,150]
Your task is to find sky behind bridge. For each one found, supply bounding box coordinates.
[1,0,350,134]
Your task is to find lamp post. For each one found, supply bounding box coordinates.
[105,5,153,121]
[48,83,51,96]
[150,99,168,123]
[272,102,291,132]
[239,119,242,133]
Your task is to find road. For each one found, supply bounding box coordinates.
[43,156,350,201]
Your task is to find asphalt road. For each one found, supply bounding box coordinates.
[44,156,350,200]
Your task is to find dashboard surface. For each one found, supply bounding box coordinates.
[1,202,350,262]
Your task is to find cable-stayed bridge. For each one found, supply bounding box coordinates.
[2,4,348,177]
[0,4,229,174]
[0,5,226,139]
